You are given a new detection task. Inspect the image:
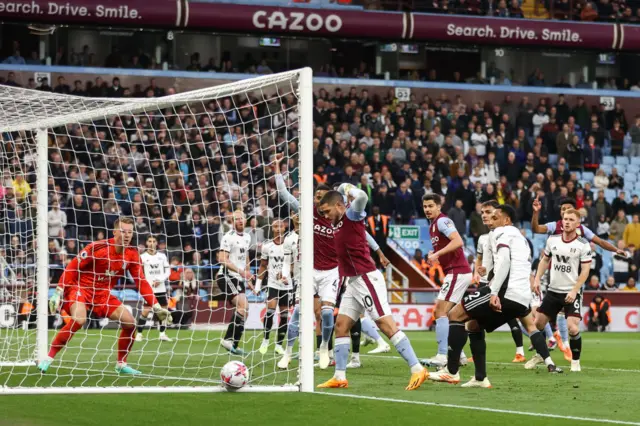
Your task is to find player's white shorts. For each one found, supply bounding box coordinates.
[339,270,391,322]
[313,267,340,305]
[437,272,473,304]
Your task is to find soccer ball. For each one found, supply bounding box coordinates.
[220,361,249,390]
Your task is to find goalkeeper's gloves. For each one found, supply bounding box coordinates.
[49,286,63,314]
[152,303,173,325]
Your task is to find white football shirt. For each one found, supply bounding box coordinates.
[544,235,592,293]
[219,230,252,280]
[141,251,170,294]
[261,239,291,291]
[489,226,532,307]
[283,231,300,284]
[477,232,493,285]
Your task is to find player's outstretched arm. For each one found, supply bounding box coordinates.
[365,232,390,267]
[531,195,549,234]
[274,154,300,212]
[591,235,624,255]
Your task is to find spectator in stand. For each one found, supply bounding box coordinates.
[47,201,67,241]
[583,135,603,171]
[555,123,573,160]
[609,209,628,242]
[595,189,613,220]
[447,199,467,236]
[53,76,71,94]
[412,249,428,275]
[594,169,609,190]
[623,214,640,248]
[12,172,31,202]
[366,206,389,255]
[587,294,611,332]
[609,120,625,155]
[608,167,624,189]
[622,277,638,292]
[3,49,25,65]
[532,105,550,138]
[394,181,415,224]
[613,241,632,283]
[629,115,640,158]
[628,195,640,216]
[611,191,628,218]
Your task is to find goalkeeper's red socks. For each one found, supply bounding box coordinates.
[48,320,83,358]
[118,327,136,363]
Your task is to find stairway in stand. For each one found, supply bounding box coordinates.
[522,0,550,19]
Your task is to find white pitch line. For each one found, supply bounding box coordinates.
[317,392,640,426]
[361,354,640,373]
[54,365,220,384]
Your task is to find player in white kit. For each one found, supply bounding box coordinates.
[277,214,301,369]
[256,219,292,355]
[316,184,428,390]
[136,235,172,342]
[217,210,254,356]
[429,205,562,388]
[474,201,526,363]
[532,209,591,372]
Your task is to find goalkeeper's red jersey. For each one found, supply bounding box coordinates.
[59,238,157,306]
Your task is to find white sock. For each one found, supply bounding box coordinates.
[320,342,328,350]
[351,353,360,361]
[335,370,346,380]
[410,363,424,374]
[516,346,525,356]
[286,346,293,356]
[461,349,467,359]
[262,338,269,345]
[544,356,554,366]
[376,337,386,346]
[563,340,569,349]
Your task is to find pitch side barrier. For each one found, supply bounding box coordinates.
[1,0,640,51]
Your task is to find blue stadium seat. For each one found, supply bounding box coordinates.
[616,156,630,166]
[624,173,638,182]
[635,181,640,190]
[631,157,640,166]
[614,164,626,174]
[627,165,639,174]
[604,189,617,203]
[581,171,594,182]
[624,181,635,191]
[603,156,615,166]
[548,154,558,166]
[198,289,209,302]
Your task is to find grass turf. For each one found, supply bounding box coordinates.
[0,330,638,425]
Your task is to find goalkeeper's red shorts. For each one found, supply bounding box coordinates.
[62,286,122,318]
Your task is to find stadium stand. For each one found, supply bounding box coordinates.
[1,65,639,294]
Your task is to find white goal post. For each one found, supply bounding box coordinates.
[0,68,315,394]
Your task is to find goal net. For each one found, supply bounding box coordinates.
[0,68,315,394]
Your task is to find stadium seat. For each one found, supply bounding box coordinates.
[548,154,558,166]
[624,173,637,183]
[614,165,626,174]
[604,189,617,203]
[616,156,630,166]
[627,165,639,174]
[602,156,615,165]
[631,157,640,166]
[581,171,594,182]
[624,181,635,191]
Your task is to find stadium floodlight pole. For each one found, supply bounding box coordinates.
[36,129,49,364]
[297,67,315,393]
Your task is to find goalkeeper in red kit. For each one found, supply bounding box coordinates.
[37,217,170,375]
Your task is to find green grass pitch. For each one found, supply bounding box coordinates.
[0,330,638,426]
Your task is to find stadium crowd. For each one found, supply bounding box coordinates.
[1,71,640,300]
